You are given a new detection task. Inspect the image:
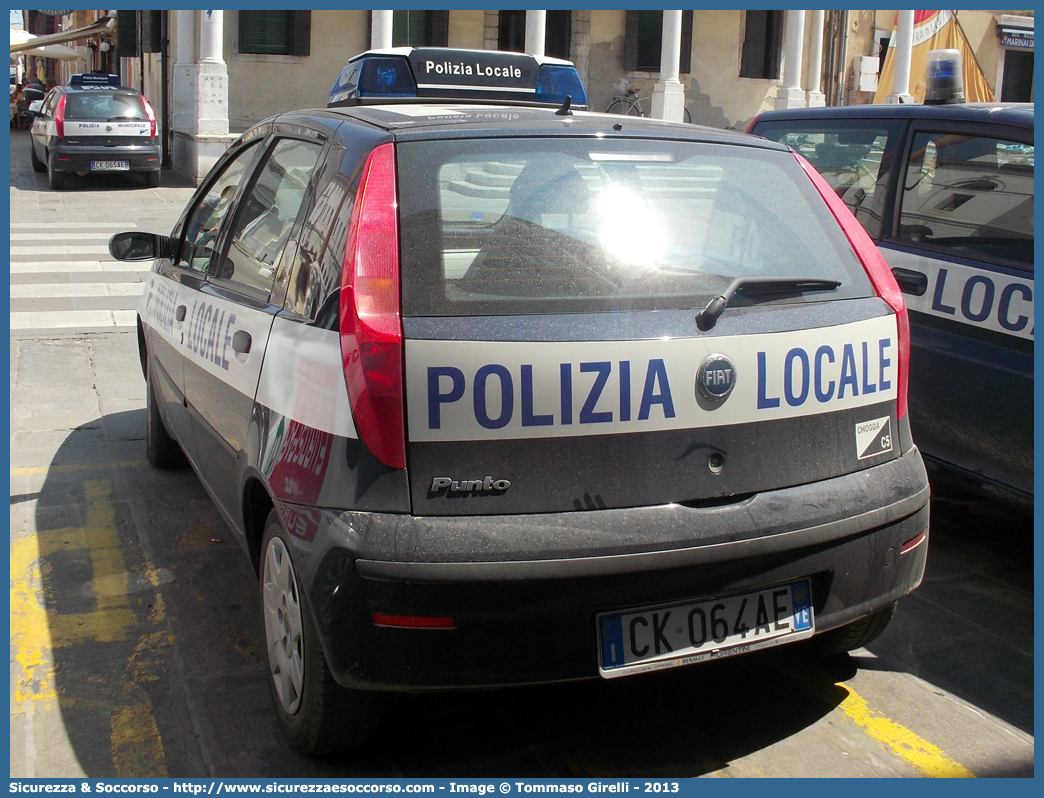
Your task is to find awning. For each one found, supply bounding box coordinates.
[9,14,115,53]
[18,43,84,62]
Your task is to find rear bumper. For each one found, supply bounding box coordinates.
[284,447,930,690]
[50,141,160,173]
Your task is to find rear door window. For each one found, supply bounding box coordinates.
[751,119,902,239]
[64,90,147,120]
[897,132,1033,271]
[398,138,873,317]
[212,137,324,301]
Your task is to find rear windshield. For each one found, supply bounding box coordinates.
[397,137,874,317]
[65,91,147,121]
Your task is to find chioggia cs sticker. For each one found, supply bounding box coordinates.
[856,416,893,460]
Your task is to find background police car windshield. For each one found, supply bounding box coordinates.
[397,138,875,316]
[65,91,148,121]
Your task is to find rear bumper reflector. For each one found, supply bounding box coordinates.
[901,530,928,554]
[372,612,456,629]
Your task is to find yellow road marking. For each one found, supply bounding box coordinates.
[10,535,58,705]
[836,683,975,778]
[10,478,169,773]
[10,460,149,477]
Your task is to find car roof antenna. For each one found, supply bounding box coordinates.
[555,95,573,116]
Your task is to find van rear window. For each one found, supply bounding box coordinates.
[397,138,873,317]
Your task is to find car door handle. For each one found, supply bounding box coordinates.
[175,305,186,321]
[232,330,252,354]
[891,267,928,297]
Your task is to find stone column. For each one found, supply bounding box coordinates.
[196,11,228,137]
[651,10,686,122]
[806,10,826,107]
[171,10,196,134]
[525,10,546,56]
[775,9,807,109]
[886,10,915,104]
[171,10,234,184]
[372,10,394,49]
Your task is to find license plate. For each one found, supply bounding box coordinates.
[597,579,814,678]
[91,160,130,171]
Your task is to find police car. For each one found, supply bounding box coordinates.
[749,52,1033,512]
[28,73,161,190]
[109,48,930,754]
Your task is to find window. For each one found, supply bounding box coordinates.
[239,11,310,56]
[178,143,262,273]
[215,138,324,300]
[396,138,872,317]
[752,119,902,239]
[740,11,783,80]
[624,11,693,73]
[499,10,572,60]
[391,10,448,47]
[898,132,1033,269]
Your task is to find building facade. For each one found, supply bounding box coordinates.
[36,9,1029,182]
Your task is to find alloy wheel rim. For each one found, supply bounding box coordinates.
[262,535,305,714]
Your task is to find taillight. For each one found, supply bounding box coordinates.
[744,116,758,134]
[339,142,406,468]
[142,97,157,139]
[793,151,909,419]
[54,94,66,139]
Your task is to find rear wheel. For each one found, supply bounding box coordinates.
[145,364,186,469]
[261,510,382,754]
[47,157,66,190]
[144,170,160,188]
[811,603,897,655]
[606,98,643,117]
[30,143,46,173]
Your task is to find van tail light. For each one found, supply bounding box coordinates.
[793,152,909,419]
[339,142,406,469]
[54,94,66,139]
[744,116,758,134]
[142,97,157,139]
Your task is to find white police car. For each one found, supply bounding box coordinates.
[28,73,161,190]
[749,51,1033,512]
[109,48,930,754]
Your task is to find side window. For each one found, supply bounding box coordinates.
[753,121,900,239]
[177,142,261,272]
[212,138,324,301]
[284,149,355,325]
[898,132,1034,270]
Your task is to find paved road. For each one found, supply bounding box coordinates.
[8,129,1034,779]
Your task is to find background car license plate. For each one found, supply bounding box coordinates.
[91,160,130,171]
[598,579,814,678]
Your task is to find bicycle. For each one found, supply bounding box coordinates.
[605,83,692,123]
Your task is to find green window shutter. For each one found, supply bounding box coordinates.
[240,11,291,55]
[636,11,663,71]
[116,10,138,59]
[290,11,311,57]
[680,11,693,74]
[624,11,640,72]
[431,10,449,48]
[392,10,432,47]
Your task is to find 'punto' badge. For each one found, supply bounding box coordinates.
[696,354,736,404]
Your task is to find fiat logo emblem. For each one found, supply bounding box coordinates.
[696,354,736,403]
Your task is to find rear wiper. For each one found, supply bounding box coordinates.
[696,276,841,331]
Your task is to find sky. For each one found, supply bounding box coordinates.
[11,9,24,27]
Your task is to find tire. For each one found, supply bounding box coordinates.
[47,158,66,190]
[683,107,692,124]
[30,143,46,173]
[606,99,643,117]
[144,170,160,188]
[145,364,187,469]
[811,603,897,656]
[261,510,383,755]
